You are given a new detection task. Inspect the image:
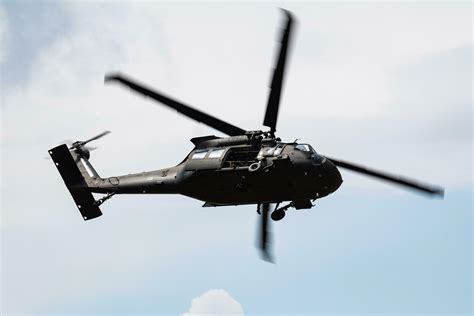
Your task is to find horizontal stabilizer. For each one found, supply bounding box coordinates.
[49,144,102,220]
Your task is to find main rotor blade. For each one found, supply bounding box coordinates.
[263,9,294,134]
[258,203,274,263]
[327,157,444,197]
[105,73,246,137]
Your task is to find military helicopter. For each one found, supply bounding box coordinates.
[49,10,444,262]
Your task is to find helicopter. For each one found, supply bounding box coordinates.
[49,10,444,262]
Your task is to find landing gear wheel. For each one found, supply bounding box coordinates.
[271,209,286,221]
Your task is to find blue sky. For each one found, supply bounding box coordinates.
[1,2,472,315]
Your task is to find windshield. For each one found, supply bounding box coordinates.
[295,144,316,153]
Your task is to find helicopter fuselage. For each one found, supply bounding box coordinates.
[85,137,343,207]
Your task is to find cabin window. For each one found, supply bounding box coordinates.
[222,148,260,168]
[274,144,285,156]
[208,148,226,159]
[258,144,285,159]
[260,146,275,157]
[191,150,208,159]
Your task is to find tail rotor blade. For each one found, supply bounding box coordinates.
[82,131,111,145]
[327,157,444,197]
[263,9,294,134]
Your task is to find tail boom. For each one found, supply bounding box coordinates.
[50,144,181,220]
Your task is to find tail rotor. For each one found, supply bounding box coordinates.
[68,131,111,159]
[69,130,110,150]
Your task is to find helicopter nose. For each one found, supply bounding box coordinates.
[318,156,343,196]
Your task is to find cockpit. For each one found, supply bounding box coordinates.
[295,143,316,153]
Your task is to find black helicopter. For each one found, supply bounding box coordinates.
[49,10,443,262]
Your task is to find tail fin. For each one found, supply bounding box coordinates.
[49,144,102,220]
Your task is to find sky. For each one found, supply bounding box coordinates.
[1,1,472,315]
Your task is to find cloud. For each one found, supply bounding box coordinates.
[183,289,244,316]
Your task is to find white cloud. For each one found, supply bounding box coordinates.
[183,289,244,316]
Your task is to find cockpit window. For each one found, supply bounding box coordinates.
[208,148,226,159]
[295,144,316,153]
[191,150,208,159]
